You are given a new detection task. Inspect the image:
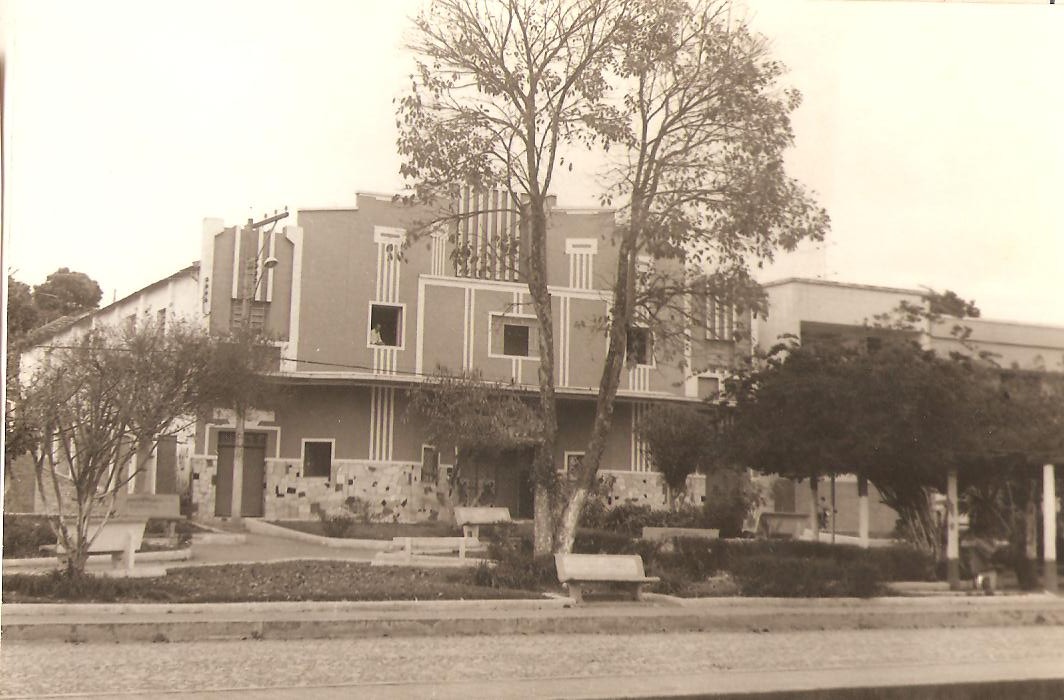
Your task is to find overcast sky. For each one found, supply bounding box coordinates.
[3,0,1061,325]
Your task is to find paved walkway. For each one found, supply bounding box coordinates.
[3,628,1064,698]
[171,532,380,567]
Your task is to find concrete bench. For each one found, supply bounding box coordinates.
[453,506,512,542]
[56,519,147,573]
[642,526,720,543]
[115,494,182,540]
[555,553,660,604]
[755,512,809,539]
[393,535,487,559]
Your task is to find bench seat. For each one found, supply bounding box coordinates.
[555,553,659,603]
[755,511,810,539]
[56,518,147,572]
[642,526,720,543]
[453,506,512,550]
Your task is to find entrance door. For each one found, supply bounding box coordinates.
[215,431,267,517]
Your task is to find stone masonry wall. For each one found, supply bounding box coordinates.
[597,470,707,508]
[264,459,448,523]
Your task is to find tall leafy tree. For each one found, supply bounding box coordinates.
[636,403,716,510]
[407,368,543,507]
[7,277,40,338]
[33,267,103,324]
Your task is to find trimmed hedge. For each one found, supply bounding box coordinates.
[732,556,881,597]
[3,515,56,559]
[470,525,933,598]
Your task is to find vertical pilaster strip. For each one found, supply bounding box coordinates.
[385,388,394,461]
[369,387,378,460]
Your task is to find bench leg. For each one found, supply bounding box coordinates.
[459,536,467,559]
[568,583,584,605]
[403,537,413,557]
[632,584,643,602]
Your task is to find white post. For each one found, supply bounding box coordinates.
[946,469,960,590]
[1044,464,1057,593]
[857,473,870,549]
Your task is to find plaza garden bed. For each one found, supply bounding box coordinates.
[2,560,545,604]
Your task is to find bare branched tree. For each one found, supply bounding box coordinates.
[399,0,828,553]
[16,319,271,575]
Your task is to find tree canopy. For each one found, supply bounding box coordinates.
[398,0,829,553]
[32,267,104,324]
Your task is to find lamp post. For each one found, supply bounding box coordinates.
[229,211,286,521]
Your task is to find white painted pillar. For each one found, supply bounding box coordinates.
[1044,464,1058,593]
[946,468,961,590]
[857,473,870,549]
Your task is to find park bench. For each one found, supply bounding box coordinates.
[641,526,720,544]
[453,506,512,541]
[56,518,147,573]
[392,535,487,559]
[115,493,182,541]
[554,553,660,604]
[755,511,809,539]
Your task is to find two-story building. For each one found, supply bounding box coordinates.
[174,191,748,522]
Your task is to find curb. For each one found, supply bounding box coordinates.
[5,595,1063,643]
[243,519,394,550]
[3,547,194,570]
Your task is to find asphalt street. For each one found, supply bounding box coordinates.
[4,626,1064,698]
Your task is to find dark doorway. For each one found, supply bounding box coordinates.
[494,446,535,519]
[215,431,267,517]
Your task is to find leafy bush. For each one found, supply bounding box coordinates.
[318,508,358,538]
[3,515,56,559]
[703,470,761,537]
[2,570,166,602]
[732,556,882,597]
[472,536,557,590]
[573,528,638,554]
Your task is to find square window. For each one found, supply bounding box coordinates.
[698,376,721,400]
[503,324,530,357]
[626,327,652,366]
[303,441,332,478]
[491,314,538,358]
[370,304,402,347]
[564,452,584,472]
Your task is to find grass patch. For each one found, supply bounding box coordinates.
[3,560,543,604]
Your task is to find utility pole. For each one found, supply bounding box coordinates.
[229,210,287,522]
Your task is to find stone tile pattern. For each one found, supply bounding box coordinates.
[262,459,447,522]
[599,470,707,508]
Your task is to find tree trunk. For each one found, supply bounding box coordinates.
[525,200,559,556]
[552,232,636,553]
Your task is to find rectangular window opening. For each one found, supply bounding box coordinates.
[303,441,333,478]
[626,327,652,366]
[370,304,402,347]
[491,314,538,359]
[503,324,530,357]
[698,376,721,400]
[421,445,439,483]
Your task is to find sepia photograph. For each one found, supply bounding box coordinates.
[2,0,1062,697]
